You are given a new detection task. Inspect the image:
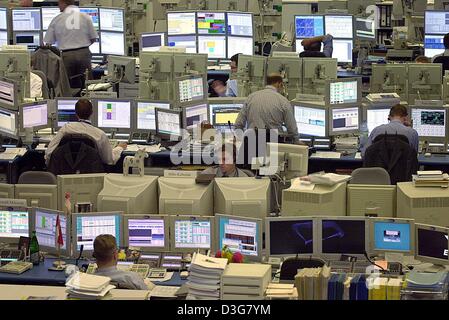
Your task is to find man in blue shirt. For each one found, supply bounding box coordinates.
[225,54,240,97]
[362,104,419,157]
[299,34,334,58]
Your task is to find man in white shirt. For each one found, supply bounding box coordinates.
[30,72,42,98]
[225,54,239,97]
[45,98,127,166]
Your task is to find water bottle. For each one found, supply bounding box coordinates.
[30,231,40,265]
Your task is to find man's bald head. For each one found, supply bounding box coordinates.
[75,99,93,120]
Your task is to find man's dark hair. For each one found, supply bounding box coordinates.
[389,104,408,118]
[93,234,117,262]
[444,33,449,49]
[211,79,225,88]
[266,74,284,86]
[230,54,240,66]
[75,98,93,120]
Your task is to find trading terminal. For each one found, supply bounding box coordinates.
[0,0,448,304]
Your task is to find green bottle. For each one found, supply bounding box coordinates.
[30,231,40,265]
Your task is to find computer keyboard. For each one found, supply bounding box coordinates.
[0,261,33,274]
[0,249,23,266]
[328,261,352,273]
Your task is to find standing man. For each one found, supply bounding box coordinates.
[300,34,334,58]
[44,0,98,88]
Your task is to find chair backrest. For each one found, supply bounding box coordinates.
[18,171,57,185]
[59,134,97,150]
[279,257,326,281]
[433,55,449,77]
[350,168,391,185]
[31,70,50,99]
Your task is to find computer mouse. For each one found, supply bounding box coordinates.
[180,271,189,279]
[424,153,432,157]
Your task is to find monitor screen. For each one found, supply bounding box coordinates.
[417,227,449,261]
[178,77,204,103]
[411,108,446,137]
[97,100,131,129]
[325,15,354,38]
[209,103,243,127]
[198,36,226,59]
[99,8,124,32]
[137,102,170,131]
[269,219,314,255]
[100,31,125,56]
[356,18,375,39]
[218,216,259,257]
[294,105,327,137]
[173,218,212,249]
[366,109,390,135]
[127,218,166,248]
[331,107,359,133]
[80,7,100,30]
[0,80,15,108]
[75,214,121,251]
[425,35,445,58]
[12,9,41,31]
[167,35,197,53]
[295,15,324,38]
[0,109,17,136]
[167,12,196,35]
[141,33,165,52]
[184,103,208,130]
[332,39,353,63]
[156,109,181,136]
[41,7,60,30]
[329,80,358,105]
[227,36,253,58]
[15,32,40,49]
[22,102,48,129]
[425,11,449,35]
[321,219,366,255]
[373,221,412,252]
[90,38,100,55]
[0,31,7,47]
[0,208,29,239]
[35,209,68,250]
[57,99,78,127]
[197,12,226,35]
[227,12,253,36]
[0,8,7,30]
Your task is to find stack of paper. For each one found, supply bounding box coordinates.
[412,171,449,188]
[295,266,331,300]
[186,253,228,300]
[65,272,115,300]
[265,283,297,300]
[402,271,449,300]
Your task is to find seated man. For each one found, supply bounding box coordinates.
[30,71,43,98]
[201,143,249,177]
[209,79,227,97]
[361,104,419,157]
[45,98,127,166]
[299,34,333,58]
[93,234,151,290]
[225,54,240,97]
[415,55,430,63]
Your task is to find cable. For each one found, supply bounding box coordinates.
[364,251,386,272]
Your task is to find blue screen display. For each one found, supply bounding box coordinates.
[218,217,259,257]
[374,221,411,252]
[295,16,324,38]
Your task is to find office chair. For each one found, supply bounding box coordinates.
[18,171,57,185]
[350,168,391,185]
[279,257,326,282]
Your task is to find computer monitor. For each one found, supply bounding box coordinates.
[0,31,7,48]
[366,108,390,135]
[214,177,270,219]
[329,106,361,135]
[227,36,253,58]
[96,99,131,131]
[216,214,262,261]
[0,8,7,31]
[370,218,414,254]
[167,35,197,53]
[425,11,449,36]
[31,207,70,256]
[41,7,60,30]
[173,53,207,75]
[55,98,78,129]
[318,217,369,258]
[356,17,376,40]
[318,0,348,13]
[208,98,244,129]
[415,223,449,266]
[293,103,328,137]
[302,58,338,95]
[266,143,309,180]
[424,35,445,58]
[0,184,14,199]
[0,77,18,110]
[97,174,158,215]
[158,177,214,215]
[176,75,205,105]
[155,108,182,139]
[140,32,166,52]
[12,8,41,31]
[326,78,360,106]
[99,7,124,32]
[0,107,18,139]
[80,7,100,30]
[370,64,408,101]
[294,15,325,39]
[107,56,135,84]
[182,102,209,130]
[197,12,226,35]
[411,107,447,140]
[227,12,253,37]
[408,64,443,103]
[20,100,48,132]
[14,32,41,50]
[170,215,215,252]
[324,15,354,39]
[266,217,317,257]
[167,12,196,35]
[100,31,125,56]
[198,36,226,59]
[0,206,30,243]
[237,54,267,95]
[266,57,302,100]
[14,184,57,210]
[134,100,170,132]
[57,173,106,213]
[72,212,123,257]
[347,184,396,217]
[331,39,354,64]
[123,215,169,252]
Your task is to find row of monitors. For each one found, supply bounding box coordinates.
[0,8,7,47]
[2,207,448,267]
[424,10,449,57]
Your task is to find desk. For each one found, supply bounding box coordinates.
[152,272,186,287]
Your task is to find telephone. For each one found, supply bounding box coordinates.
[148,268,167,279]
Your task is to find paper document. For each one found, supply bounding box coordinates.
[127,144,162,153]
[290,178,315,191]
[310,152,342,159]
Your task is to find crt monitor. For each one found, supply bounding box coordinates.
[295,15,324,39]
[356,18,376,40]
[96,99,131,131]
[123,215,169,252]
[100,31,125,56]
[99,8,124,32]
[135,100,170,132]
[326,78,361,107]
[0,107,18,139]
[216,214,262,262]
[155,108,182,139]
[366,108,390,135]
[167,35,197,53]
[0,206,30,244]
[266,143,309,180]
[170,215,215,252]
[41,7,60,30]
[227,12,253,37]
[197,12,226,34]
[266,217,316,257]
[370,218,414,254]
[318,217,369,258]
[324,15,354,39]
[20,100,48,131]
[12,8,41,31]
[14,184,58,210]
[140,32,165,52]
[107,56,135,84]
[31,207,70,256]
[167,12,196,35]
[424,35,445,58]
[56,98,78,128]
[176,75,205,105]
[415,223,449,266]
[0,77,17,110]
[182,102,209,130]
[293,103,328,137]
[72,212,123,257]
[329,106,361,135]
[227,36,254,58]
[198,36,226,59]
[411,107,447,139]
